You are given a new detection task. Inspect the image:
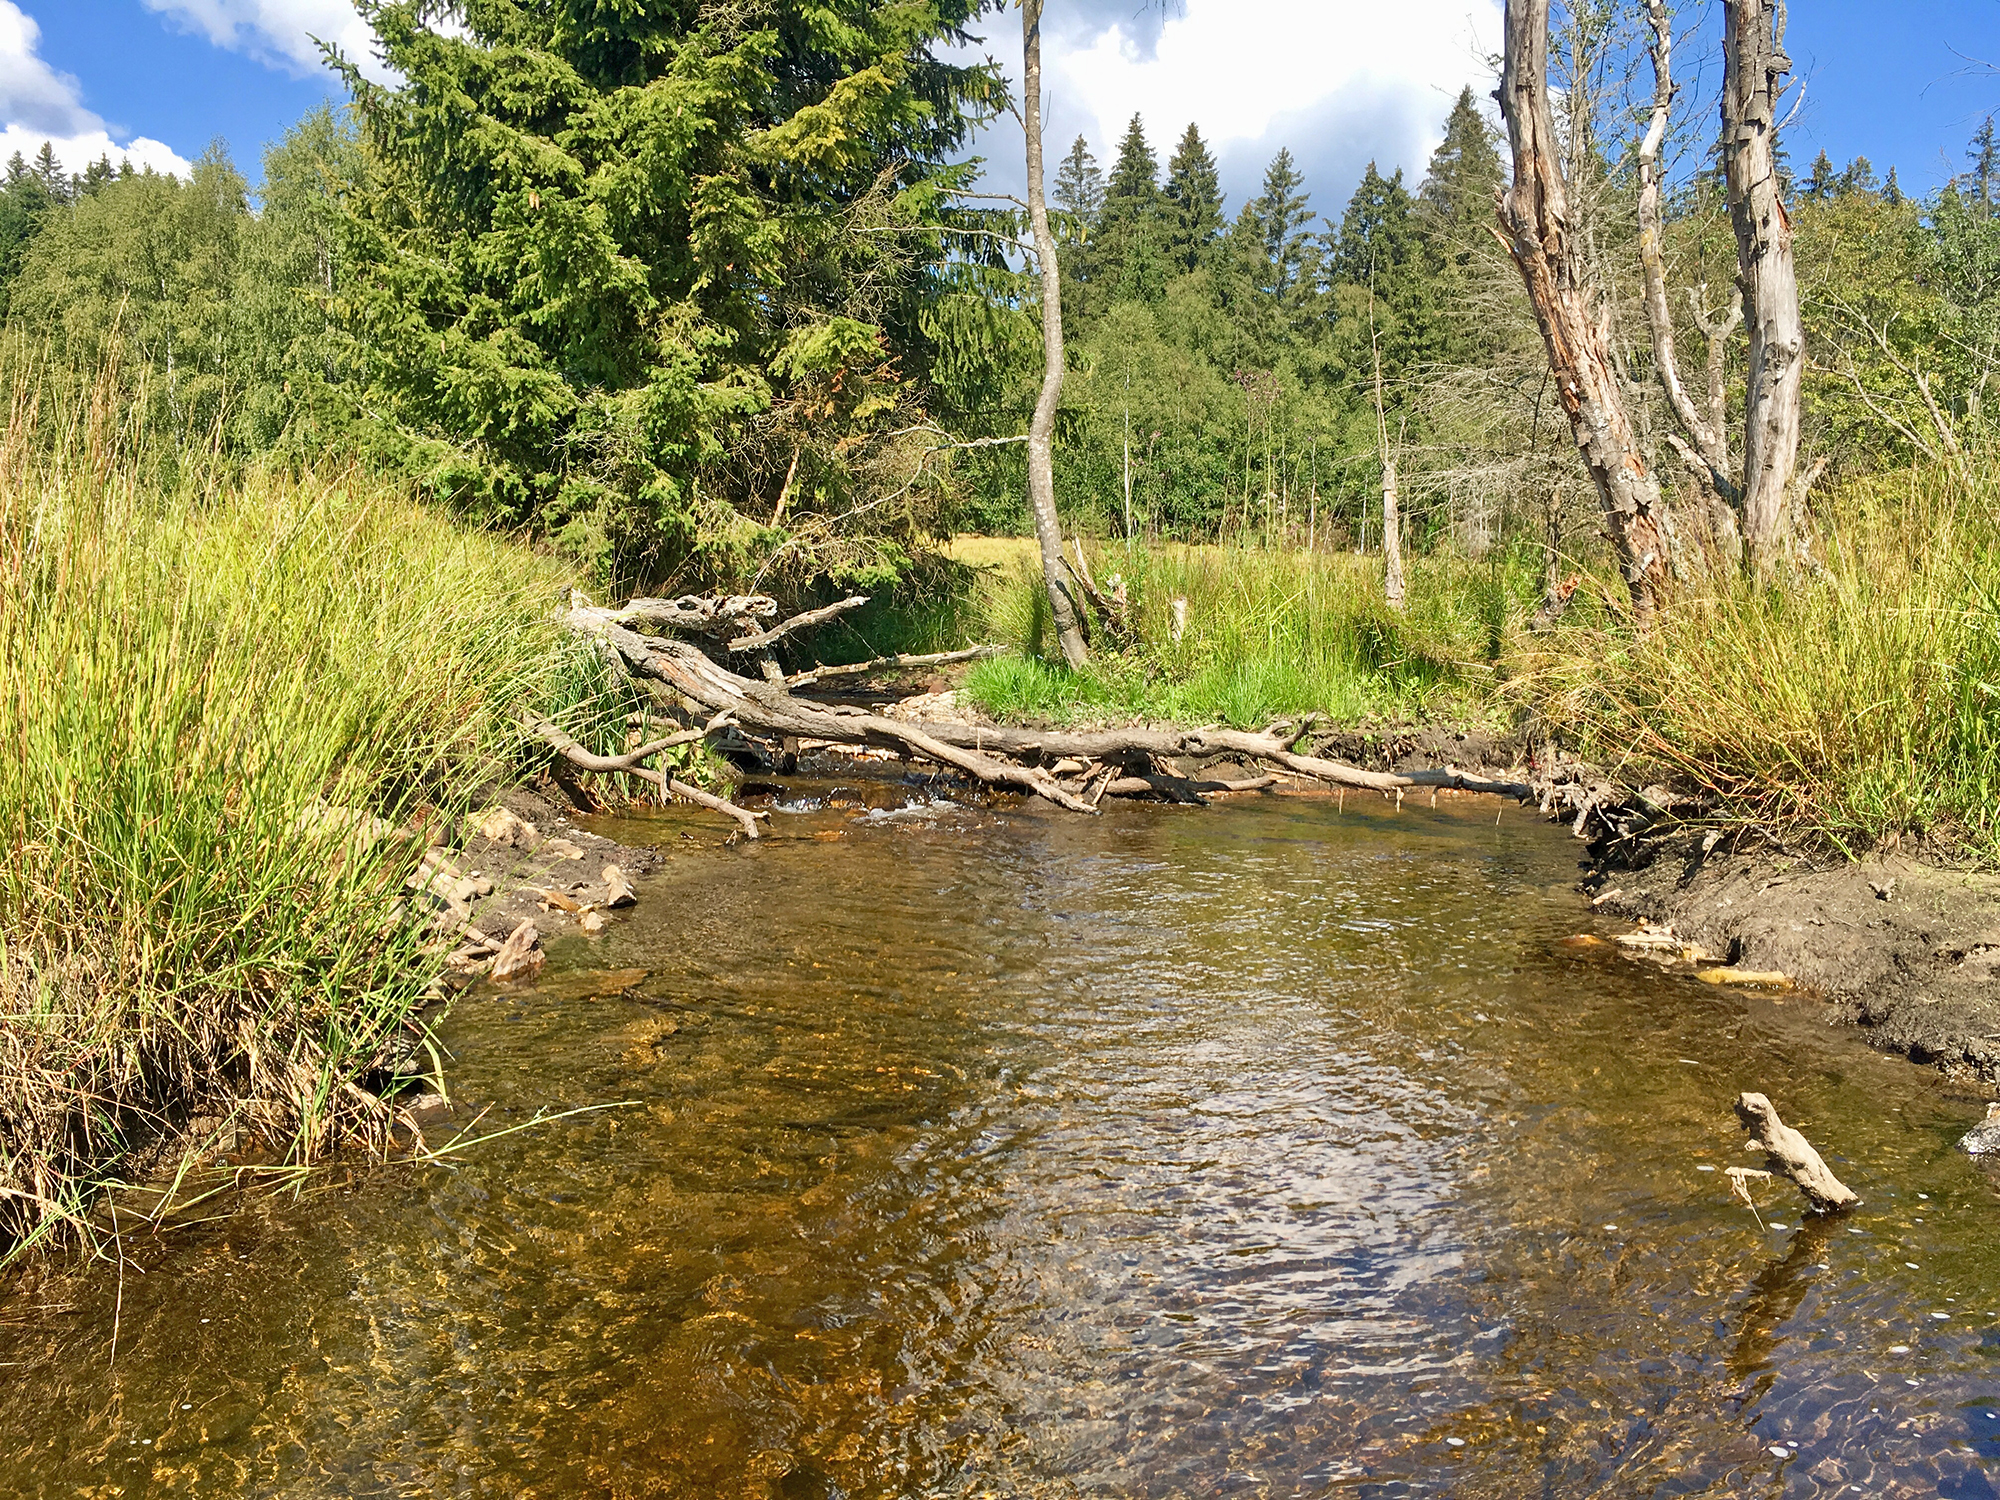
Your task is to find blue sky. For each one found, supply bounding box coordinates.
[8,0,2000,213]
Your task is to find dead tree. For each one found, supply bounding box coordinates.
[550,593,1533,834]
[1497,0,1673,624]
[1638,0,1746,557]
[1370,280,1406,611]
[1721,0,1806,567]
[1020,0,1090,668]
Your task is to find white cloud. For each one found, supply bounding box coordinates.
[0,2,191,176]
[139,0,392,80]
[969,0,1503,215]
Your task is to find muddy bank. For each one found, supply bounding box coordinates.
[1588,831,2000,1087]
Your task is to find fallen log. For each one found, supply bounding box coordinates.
[1734,1092,1859,1213]
[558,593,1535,834]
[1101,772,1282,803]
[922,720,1533,798]
[725,594,869,652]
[569,607,1097,813]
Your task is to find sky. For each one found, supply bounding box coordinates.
[7,0,2000,215]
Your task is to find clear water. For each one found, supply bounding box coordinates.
[3,789,1998,1498]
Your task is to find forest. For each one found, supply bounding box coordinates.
[3,2,1993,589]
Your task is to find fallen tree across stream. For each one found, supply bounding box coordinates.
[550,593,1535,835]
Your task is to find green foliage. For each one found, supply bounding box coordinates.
[329,0,1001,587]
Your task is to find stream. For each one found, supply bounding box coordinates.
[3,788,1998,1497]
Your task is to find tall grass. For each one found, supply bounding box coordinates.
[0,420,582,1257]
[1518,475,2000,859]
[962,540,1533,726]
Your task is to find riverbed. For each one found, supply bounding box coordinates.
[3,789,1997,1497]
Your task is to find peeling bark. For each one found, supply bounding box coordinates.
[1498,0,1672,623]
[1721,0,1806,566]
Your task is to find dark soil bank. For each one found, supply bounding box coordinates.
[1591,832,2000,1086]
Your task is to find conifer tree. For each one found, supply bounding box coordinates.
[1884,166,1904,206]
[1327,163,1437,382]
[1419,87,1502,233]
[1248,148,1313,299]
[1804,150,1839,203]
[1971,117,2000,214]
[1162,123,1223,273]
[1053,134,1104,321]
[1094,114,1166,303]
[1837,155,1879,198]
[31,142,68,203]
[1054,135,1104,228]
[331,0,997,581]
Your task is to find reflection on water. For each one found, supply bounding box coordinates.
[5,789,2000,1498]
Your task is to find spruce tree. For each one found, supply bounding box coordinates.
[31,142,68,203]
[1162,122,1223,273]
[1054,135,1104,228]
[1247,148,1313,299]
[331,0,996,580]
[1327,163,1437,381]
[1884,166,1904,206]
[1419,87,1502,233]
[1094,114,1167,303]
[1836,155,1879,198]
[1972,117,2000,214]
[1804,150,1839,203]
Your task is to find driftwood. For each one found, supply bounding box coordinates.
[1734,1092,1859,1213]
[552,593,1536,834]
[785,645,1002,688]
[527,716,768,839]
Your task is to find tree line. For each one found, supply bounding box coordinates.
[2,0,1999,603]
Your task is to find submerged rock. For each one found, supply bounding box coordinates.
[1959,1102,2000,1156]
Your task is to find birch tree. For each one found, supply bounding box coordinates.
[1020,0,1090,667]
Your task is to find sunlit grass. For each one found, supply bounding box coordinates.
[0,417,594,1258]
[961,539,1529,727]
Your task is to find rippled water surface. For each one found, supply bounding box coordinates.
[6,789,2000,1498]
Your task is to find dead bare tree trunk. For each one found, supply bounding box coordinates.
[1498,0,1672,624]
[1022,0,1089,668]
[1639,0,1741,502]
[1721,0,1805,568]
[1370,280,1406,611]
[1381,459,1406,610]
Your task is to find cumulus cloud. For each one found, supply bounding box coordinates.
[0,2,190,176]
[139,0,392,80]
[965,0,1503,216]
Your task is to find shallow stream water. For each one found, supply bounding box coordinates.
[4,788,2000,1498]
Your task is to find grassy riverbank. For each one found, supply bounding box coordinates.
[0,448,588,1259]
[955,470,2000,864]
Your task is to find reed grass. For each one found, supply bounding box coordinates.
[0,397,584,1259]
[1515,474,2000,860]
[956,473,2000,865]
[961,540,1532,727]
